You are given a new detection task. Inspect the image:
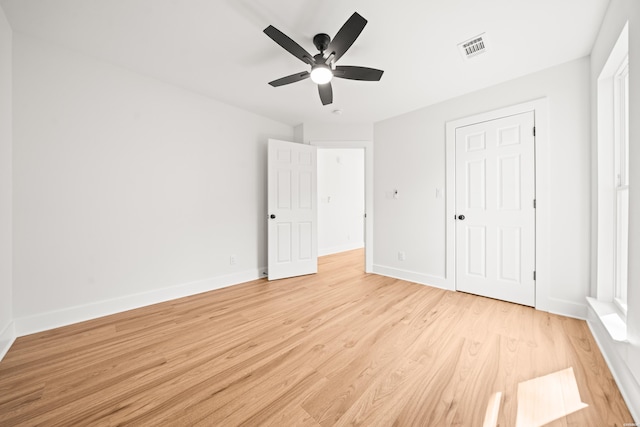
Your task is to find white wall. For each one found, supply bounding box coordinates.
[317,148,365,256]
[589,0,640,420]
[0,5,14,358]
[12,34,293,334]
[374,57,591,316]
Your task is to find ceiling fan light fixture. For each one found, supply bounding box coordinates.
[264,12,383,104]
[310,64,333,84]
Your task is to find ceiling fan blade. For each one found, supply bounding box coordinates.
[318,82,333,105]
[333,66,384,81]
[326,12,367,62]
[268,71,310,87]
[264,25,315,66]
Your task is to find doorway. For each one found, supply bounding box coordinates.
[310,141,373,273]
[317,148,365,258]
[445,99,550,310]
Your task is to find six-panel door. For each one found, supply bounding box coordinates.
[455,112,536,306]
[267,139,318,280]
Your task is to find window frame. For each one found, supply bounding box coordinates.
[613,55,629,314]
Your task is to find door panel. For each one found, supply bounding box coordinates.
[268,139,318,280]
[497,155,521,210]
[455,112,535,306]
[466,226,487,278]
[466,159,486,210]
[277,170,291,209]
[298,222,313,260]
[299,171,312,208]
[497,227,521,282]
[276,223,292,262]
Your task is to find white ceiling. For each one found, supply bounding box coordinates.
[0,0,610,126]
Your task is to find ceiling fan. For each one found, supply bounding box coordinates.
[263,12,384,106]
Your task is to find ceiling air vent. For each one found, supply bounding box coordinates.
[458,33,488,60]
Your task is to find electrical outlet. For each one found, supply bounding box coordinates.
[230,255,237,266]
[398,251,406,261]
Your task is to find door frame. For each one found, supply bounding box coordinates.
[310,140,374,273]
[445,99,550,310]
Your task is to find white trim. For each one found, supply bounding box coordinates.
[372,264,450,290]
[587,297,627,341]
[14,268,265,337]
[0,321,16,361]
[310,140,374,273]
[545,297,587,320]
[613,53,629,309]
[587,306,640,423]
[445,98,550,310]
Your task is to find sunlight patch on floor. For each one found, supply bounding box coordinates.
[484,367,588,427]
[516,367,588,427]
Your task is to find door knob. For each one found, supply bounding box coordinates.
[270,214,276,219]
[457,215,465,220]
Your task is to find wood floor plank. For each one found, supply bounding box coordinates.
[331,356,427,427]
[301,318,423,424]
[259,405,322,427]
[0,249,633,426]
[390,335,467,426]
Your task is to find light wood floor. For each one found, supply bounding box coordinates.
[0,250,632,426]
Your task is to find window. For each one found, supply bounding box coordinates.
[614,55,629,312]
[594,22,628,331]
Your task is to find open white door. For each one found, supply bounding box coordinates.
[455,112,535,306]
[268,139,318,280]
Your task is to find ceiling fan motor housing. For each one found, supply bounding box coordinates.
[313,33,331,53]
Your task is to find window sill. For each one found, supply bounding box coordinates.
[586,297,628,342]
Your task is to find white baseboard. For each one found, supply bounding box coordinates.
[372,264,452,291]
[587,306,640,423]
[318,243,364,257]
[0,320,16,362]
[15,268,266,337]
[545,297,588,319]
[371,265,588,320]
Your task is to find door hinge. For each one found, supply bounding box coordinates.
[533,126,536,137]
[364,213,367,218]
[533,199,536,208]
[533,271,536,280]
